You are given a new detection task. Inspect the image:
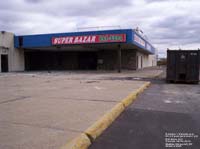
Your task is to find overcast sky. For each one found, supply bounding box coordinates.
[0,0,200,57]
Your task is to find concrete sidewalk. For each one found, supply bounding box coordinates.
[0,68,162,149]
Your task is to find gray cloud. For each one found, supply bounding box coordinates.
[25,0,43,3]
[145,0,190,3]
[0,0,200,57]
[144,0,169,2]
[150,15,200,45]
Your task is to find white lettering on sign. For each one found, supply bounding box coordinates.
[53,37,72,44]
[134,34,145,47]
[52,34,126,45]
[74,37,80,43]
[74,36,96,43]
[91,36,96,42]
[52,36,97,45]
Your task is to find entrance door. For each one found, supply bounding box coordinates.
[1,55,8,72]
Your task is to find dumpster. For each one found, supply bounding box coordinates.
[166,50,200,84]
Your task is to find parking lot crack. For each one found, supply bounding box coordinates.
[0,121,82,133]
[0,96,30,105]
[60,97,118,103]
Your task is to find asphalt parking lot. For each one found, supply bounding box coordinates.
[89,74,200,149]
[0,68,162,149]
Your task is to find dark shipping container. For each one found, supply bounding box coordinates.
[166,50,200,84]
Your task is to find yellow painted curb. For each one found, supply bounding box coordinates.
[60,81,151,149]
[121,82,150,108]
[85,102,125,141]
[61,133,91,149]
[121,92,137,108]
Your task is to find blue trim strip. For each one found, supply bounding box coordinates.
[14,29,155,54]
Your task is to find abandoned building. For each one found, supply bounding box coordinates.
[0,29,157,72]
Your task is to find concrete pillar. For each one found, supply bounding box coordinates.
[118,45,122,73]
[0,31,24,72]
[8,47,24,72]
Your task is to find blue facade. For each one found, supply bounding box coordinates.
[132,31,155,54]
[14,29,155,54]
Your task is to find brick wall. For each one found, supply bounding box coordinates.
[97,50,118,70]
[97,49,137,70]
[122,49,137,70]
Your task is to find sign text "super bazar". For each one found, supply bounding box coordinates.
[52,34,126,45]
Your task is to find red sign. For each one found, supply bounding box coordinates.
[52,34,126,45]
